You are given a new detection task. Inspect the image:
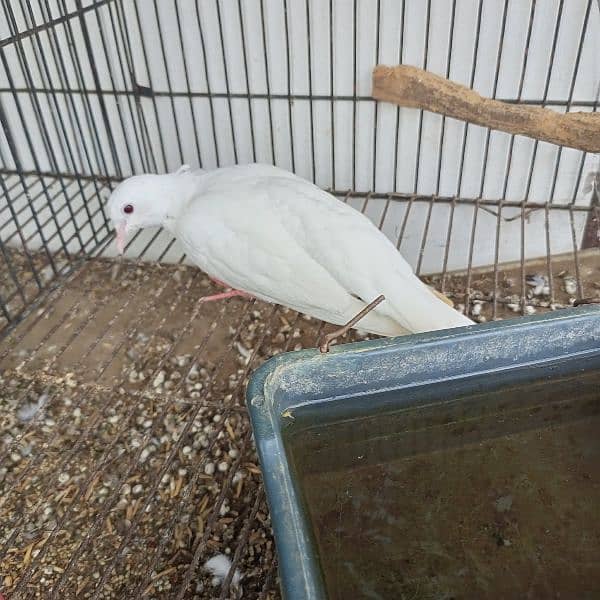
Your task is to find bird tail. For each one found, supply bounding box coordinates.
[380,278,474,335]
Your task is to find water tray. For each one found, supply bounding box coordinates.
[247,306,600,600]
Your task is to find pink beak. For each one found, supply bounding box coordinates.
[115,221,127,255]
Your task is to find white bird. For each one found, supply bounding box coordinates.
[107,164,473,337]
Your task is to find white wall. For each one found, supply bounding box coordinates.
[1,0,598,273]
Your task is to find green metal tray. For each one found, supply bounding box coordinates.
[247,306,600,599]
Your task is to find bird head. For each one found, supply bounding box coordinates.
[107,166,192,254]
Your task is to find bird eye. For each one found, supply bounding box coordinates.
[123,204,134,214]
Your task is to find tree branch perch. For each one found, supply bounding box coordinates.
[372,65,600,154]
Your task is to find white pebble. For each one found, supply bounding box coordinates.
[218,461,228,472]
[213,414,222,423]
[72,407,82,418]
[132,484,143,495]
[564,277,577,295]
[228,449,239,459]
[108,415,119,424]
[58,472,69,484]
[182,445,192,456]
[204,462,215,476]
[153,371,166,388]
[524,305,536,315]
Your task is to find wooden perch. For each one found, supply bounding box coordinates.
[372,65,600,153]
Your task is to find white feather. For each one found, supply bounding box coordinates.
[108,164,474,337]
[203,554,241,587]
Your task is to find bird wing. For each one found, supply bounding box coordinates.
[174,181,405,336]
[175,165,470,334]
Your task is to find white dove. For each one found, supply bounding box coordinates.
[107,164,473,337]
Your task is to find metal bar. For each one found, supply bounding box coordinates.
[195,0,221,166]
[0,87,597,106]
[112,0,157,172]
[14,0,95,249]
[305,0,315,181]
[417,0,457,276]
[392,0,406,193]
[74,0,122,178]
[547,0,593,206]
[0,0,115,48]
[329,0,335,187]
[174,1,203,168]
[238,0,257,164]
[38,0,107,236]
[215,0,239,164]
[151,0,184,167]
[131,0,168,171]
[283,0,295,172]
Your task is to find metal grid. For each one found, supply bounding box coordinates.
[0,0,599,598]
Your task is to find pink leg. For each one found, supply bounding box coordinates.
[200,289,253,303]
[210,277,229,288]
[203,276,253,302]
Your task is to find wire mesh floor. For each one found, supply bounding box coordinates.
[1,246,599,599]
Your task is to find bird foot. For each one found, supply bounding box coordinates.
[317,294,386,353]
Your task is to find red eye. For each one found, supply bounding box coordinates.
[123,204,134,214]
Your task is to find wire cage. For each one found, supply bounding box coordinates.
[0,0,599,598]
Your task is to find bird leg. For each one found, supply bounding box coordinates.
[199,290,252,303]
[318,294,386,353]
[200,277,253,302]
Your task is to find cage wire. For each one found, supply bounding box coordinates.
[0,0,599,598]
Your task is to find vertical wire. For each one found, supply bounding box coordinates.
[500,1,537,313]
[258,0,275,164]
[237,0,257,164]
[151,0,184,166]
[392,0,406,193]
[56,0,114,180]
[195,0,221,166]
[305,0,316,182]
[547,0,593,206]
[0,48,63,273]
[215,0,239,164]
[40,0,107,235]
[371,0,381,193]
[351,0,357,190]
[465,0,509,315]
[329,0,335,187]
[18,0,90,251]
[283,0,296,172]
[74,0,122,179]
[132,0,169,171]
[441,0,483,293]
[411,0,432,196]
[173,1,203,168]
[89,2,137,174]
[112,0,157,172]
[416,0,457,276]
